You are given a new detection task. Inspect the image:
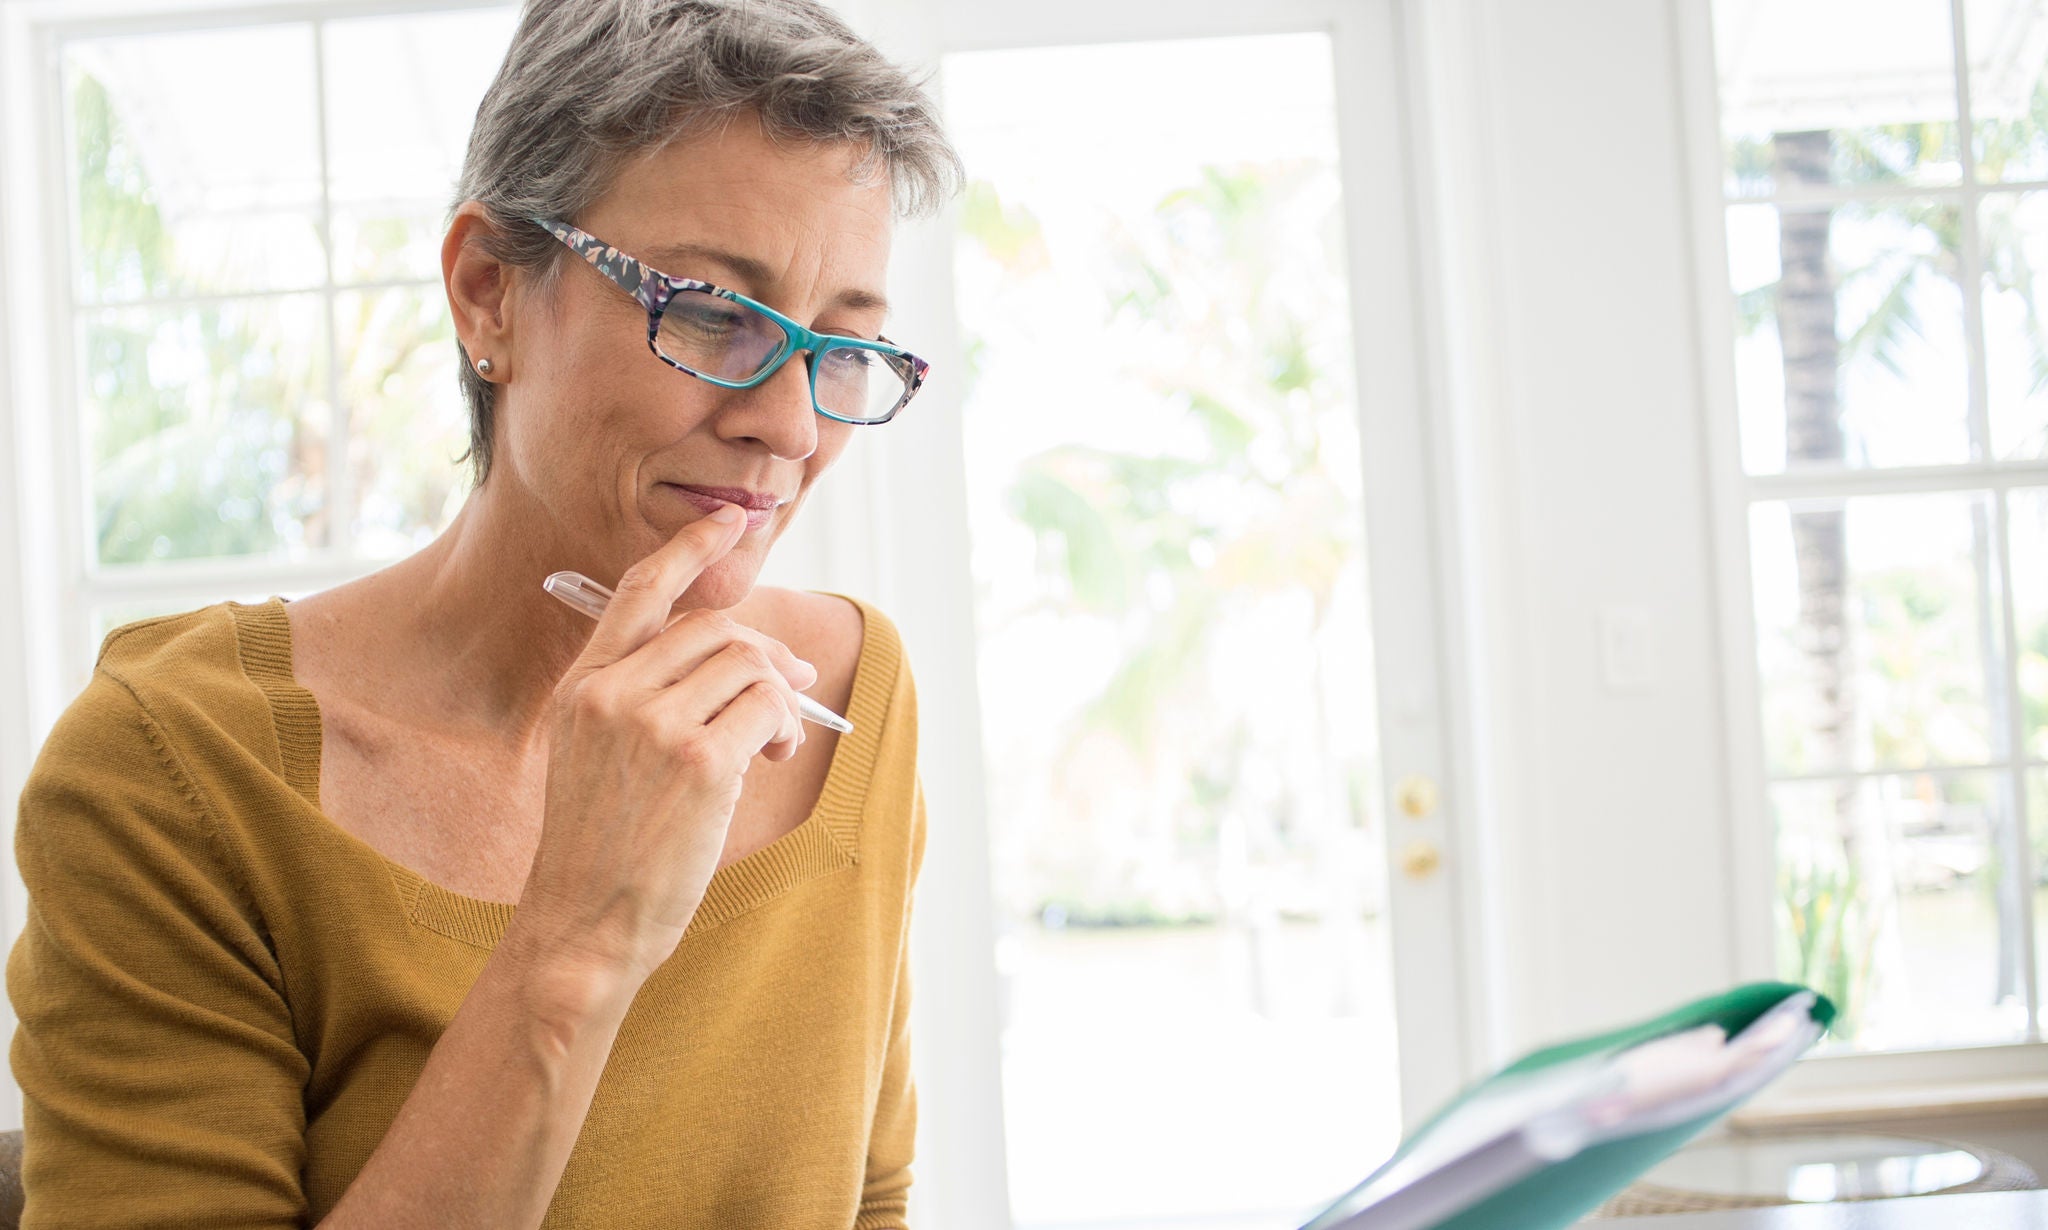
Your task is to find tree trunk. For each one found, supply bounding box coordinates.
[1775,130,1854,777]
[1774,130,1897,1033]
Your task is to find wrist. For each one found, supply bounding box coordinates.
[494,913,646,1058]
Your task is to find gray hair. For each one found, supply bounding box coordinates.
[449,0,963,486]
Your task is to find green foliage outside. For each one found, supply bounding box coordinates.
[962,162,1375,929]
[1776,856,1874,1040]
[76,71,322,564]
[73,66,467,572]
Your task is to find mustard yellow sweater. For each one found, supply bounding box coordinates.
[7,596,924,1228]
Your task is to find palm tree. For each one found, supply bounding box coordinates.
[1769,128,1894,1040]
[1761,107,2043,1039]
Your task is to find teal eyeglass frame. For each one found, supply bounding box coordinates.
[533,217,928,425]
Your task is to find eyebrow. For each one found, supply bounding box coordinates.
[643,241,890,316]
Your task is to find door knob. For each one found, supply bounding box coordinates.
[1396,775,1439,819]
[1399,839,1442,881]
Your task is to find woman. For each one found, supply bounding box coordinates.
[6,1,960,1226]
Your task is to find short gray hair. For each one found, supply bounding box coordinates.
[449,0,963,486]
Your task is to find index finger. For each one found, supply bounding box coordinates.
[574,504,748,670]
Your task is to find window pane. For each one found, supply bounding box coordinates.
[83,296,330,565]
[1727,202,1972,474]
[1981,191,2048,459]
[1775,771,2026,1051]
[1714,0,1960,196]
[65,26,324,302]
[336,288,470,556]
[1750,493,2005,775]
[947,33,1397,1230]
[329,208,446,287]
[2015,488,2048,762]
[1965,0,2048,182]
[324,9,516,283]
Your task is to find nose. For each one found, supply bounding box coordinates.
[718,350,819,461]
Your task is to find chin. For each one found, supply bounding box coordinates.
[681,556,764,611]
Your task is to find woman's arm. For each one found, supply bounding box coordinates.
[324,509,820,1226]
[10,679,315,1228]
[854,932,917,1229]
[314,914,636,1230]
[858,755,931,1228]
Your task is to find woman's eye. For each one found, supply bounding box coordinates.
[824,347,875,370]
[672,305,745,335]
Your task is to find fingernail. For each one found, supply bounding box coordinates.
[710,504,745,525]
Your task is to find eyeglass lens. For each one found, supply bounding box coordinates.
[656,287,910,422]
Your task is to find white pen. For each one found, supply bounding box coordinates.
[542,569,855,735]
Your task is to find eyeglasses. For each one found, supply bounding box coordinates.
[533,217,927,426]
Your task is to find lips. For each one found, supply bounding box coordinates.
[670,484,783,510]
[660,483,785,532]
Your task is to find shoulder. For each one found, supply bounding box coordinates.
[92,598,283,721]
[68,601,254,739]
[735,587,911,717]
[95,600,238,677]
[36,600,288,807]
[22,607,240,845]
[750,587,867,666]
[735,587,883,675]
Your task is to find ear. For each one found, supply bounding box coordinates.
[443,202,518,368]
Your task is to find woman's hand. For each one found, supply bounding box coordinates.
[515,504,819,989]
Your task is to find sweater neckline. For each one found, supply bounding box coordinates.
[228,594,893,950]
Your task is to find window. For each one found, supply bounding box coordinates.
[1709,0,2048,1053]
[47,5,514,696]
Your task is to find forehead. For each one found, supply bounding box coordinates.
[576,116,894,305]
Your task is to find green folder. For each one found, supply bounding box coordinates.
[1298,981,1837,1230]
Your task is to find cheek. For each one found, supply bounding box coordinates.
[506,310,685,481]
[808,421,858,480]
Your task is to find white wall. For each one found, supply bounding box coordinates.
[1433,0,1743,1057]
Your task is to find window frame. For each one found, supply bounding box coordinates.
[1676,0,2048,1108]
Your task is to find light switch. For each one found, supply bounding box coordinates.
[1598,605,1655,691]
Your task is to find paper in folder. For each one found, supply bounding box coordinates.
[1297,981,1835,1230]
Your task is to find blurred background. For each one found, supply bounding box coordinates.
[2,0,2046,1227]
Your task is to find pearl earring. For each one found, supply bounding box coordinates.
[475,358,494,376]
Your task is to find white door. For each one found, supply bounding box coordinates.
[848,1,1475,1227]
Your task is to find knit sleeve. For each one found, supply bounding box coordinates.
[6,672,311,1228]
[855,774,927,1230]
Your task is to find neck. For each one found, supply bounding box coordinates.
[344,478,617,751]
